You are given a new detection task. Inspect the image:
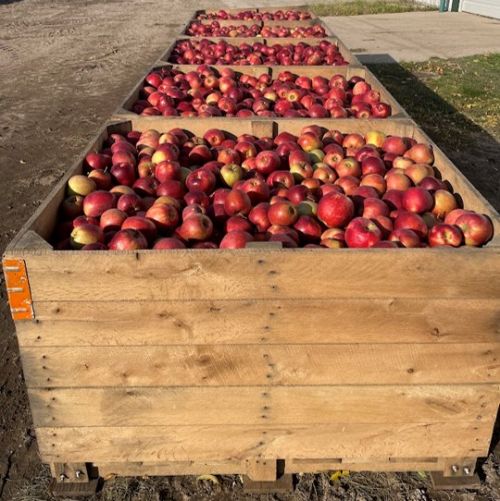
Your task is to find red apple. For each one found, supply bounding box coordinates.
[317,192,354,228]
[455,213,493,246]
[428,224,463,247]
[345,217,382,248]
[108,229,148,250]
[219,230,253,249]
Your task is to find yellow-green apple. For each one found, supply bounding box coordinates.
[392,156,414,170]
[67,175,96,197]
[364,130,386,148]
[428,224,463,247]
[432,189,457,219]
[297,200,318,216]
[220,163,243,187]
[317,192,354,228]
[345,217,382,248]
[70,223,104,249]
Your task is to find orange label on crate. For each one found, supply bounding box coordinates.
[2,258,34,321]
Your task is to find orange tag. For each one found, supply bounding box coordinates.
[3,258,34,320]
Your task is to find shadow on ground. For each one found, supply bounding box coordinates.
[365,53,500,211]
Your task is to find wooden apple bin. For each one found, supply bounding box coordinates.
[114,63,407,122]
[163,35,361,67]
[3,117,499,489]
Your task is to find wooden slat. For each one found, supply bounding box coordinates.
[36,421,494,463]
[15,249,500,302]
[21,344,500,387]
[27,385,500,427]
[287,458,445,474]
[96,458,445,478]
[17,298,500,346]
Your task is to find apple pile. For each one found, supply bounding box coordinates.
[186,21,327,38]
[197,9,313,21]
[134,66,390,119]
[169,39,348,66]
[54,126,494,251]
[186,22,262,38]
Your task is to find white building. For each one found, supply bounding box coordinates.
[419,0,500,19]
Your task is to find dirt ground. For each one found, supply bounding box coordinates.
[0,0,499,500]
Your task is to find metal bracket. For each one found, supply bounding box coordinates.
[50,463,100,497]
[2,258,34,320]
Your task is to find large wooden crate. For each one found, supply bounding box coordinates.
[114,63,408,121]
[163,36,360,66]
[3,118,499,486]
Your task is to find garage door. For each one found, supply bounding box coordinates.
[462,0,500,19]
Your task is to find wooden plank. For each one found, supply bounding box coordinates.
[287,458,444,473]
[36,421,494,463]
[27,385,500,427]
[15,298,500,347]
[96,458,445,478]
[13,249,500,302]
[21,344,500,387]
[97,460,245,477]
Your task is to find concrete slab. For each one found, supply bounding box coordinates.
[323,11,500,62]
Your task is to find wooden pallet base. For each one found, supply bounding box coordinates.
[243,474,294,494]
[430,472,481,490]
[50,478,100,498]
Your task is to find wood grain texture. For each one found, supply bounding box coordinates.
[17,298,500,346]
[21,344,499,387]
[36,421,494,463]
[28,385,500,427]
[17,248,500,302]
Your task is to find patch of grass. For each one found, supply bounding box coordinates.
[369,53,500,145]
[312,0,437,17]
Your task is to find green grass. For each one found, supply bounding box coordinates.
[311,0,437,17]
[369,53,500,145]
